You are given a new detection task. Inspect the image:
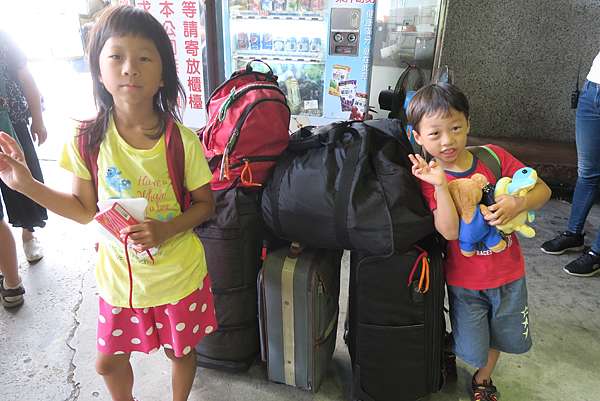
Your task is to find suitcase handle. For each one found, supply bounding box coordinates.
[245,59,275,80]
[288,242,303,258]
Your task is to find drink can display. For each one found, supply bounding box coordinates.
[273,37,285,52]
[311,0,324,11]
[299,0,311,12]
[309,37,322,52]
[273,0,286,11]
[261,0,273,11]
[284,37,297,52]
[248,0,261,12]
[230,0,249,11]
[286,0,298,11]
[284,78,302,114]
[237,32,249,50]
[261,33,273,50]
[298,37,310,52]
[249,32,261,50]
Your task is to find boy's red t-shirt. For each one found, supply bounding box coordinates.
[420,144,526,290]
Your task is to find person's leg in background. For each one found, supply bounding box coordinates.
[3,120,48,263]
[567,81,600,237]
[0,194,25,308]
[548,81,600,277]
[541,80,600,269]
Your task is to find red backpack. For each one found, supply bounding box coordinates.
[200,60,291,190]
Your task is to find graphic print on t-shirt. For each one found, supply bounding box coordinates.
[105,167,132,198]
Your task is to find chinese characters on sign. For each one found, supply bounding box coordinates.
[362,8,373,81]
[135,0,206,128]
[335,0,375,3]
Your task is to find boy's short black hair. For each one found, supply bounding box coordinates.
[407,83,470,130]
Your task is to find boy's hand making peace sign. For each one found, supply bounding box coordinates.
[409,154,448,188]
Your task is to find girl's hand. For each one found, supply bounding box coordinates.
[120,219,175,251]
[0,131,35,192]
[408,153,447,187]
[484,194,526,226]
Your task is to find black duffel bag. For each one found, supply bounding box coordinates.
[261,119,434,255]
[194,187,263,372]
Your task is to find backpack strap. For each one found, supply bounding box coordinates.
[468,145,501,181]
[77,124,99,201]
[77,118,189,212]
[164,118,190,212]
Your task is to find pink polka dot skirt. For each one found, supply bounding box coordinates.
[97,275,217,357]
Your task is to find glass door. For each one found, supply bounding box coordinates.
[369,0,448,116]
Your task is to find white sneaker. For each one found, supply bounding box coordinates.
[23,238,44,263]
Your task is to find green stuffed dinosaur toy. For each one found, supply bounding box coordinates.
[493,167,538,238]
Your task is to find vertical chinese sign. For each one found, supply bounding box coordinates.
[135,0,207,128]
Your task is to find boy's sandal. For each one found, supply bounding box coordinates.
[0,275,25,308]
[471,372,499,401]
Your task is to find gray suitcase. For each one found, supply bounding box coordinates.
[258,245,342,392]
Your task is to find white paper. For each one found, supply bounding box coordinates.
[94,198,157,258]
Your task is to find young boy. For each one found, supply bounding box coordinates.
[407,83,551,401]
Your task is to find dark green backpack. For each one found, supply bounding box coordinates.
[468,145,501,181]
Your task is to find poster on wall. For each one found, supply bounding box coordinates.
[135,0,207,128]
[322,1,375,121]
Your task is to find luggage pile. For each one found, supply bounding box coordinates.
[260,118,447,400]
[195,60,447,400]
[194,60,290,372]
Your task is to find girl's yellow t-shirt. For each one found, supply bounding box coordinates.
[59,116,212,308]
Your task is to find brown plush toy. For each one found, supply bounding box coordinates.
[447,173,507,257]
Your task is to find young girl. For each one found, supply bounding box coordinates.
[0,6,217,401]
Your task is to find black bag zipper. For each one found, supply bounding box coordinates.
[228,155,280,170]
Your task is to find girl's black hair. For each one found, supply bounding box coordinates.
[407,82,470,131]
[81,5,186,149]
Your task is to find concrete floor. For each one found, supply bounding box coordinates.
[2,161,600,401]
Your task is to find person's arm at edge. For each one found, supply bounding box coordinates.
[16,66,47,144]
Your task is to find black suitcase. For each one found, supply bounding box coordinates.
[258,245,342,392]
[345,237,446,401]
[194,187,263,372]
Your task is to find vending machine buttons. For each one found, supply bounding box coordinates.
[329,8,361,56]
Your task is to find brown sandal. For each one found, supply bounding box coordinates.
[0,275,25,308]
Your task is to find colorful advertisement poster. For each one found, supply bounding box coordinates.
[323,0,375,121]
[135,0,207,128]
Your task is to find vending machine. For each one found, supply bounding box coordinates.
[220,0,376,128]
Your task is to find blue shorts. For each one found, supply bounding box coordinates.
[448,277,532,368]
